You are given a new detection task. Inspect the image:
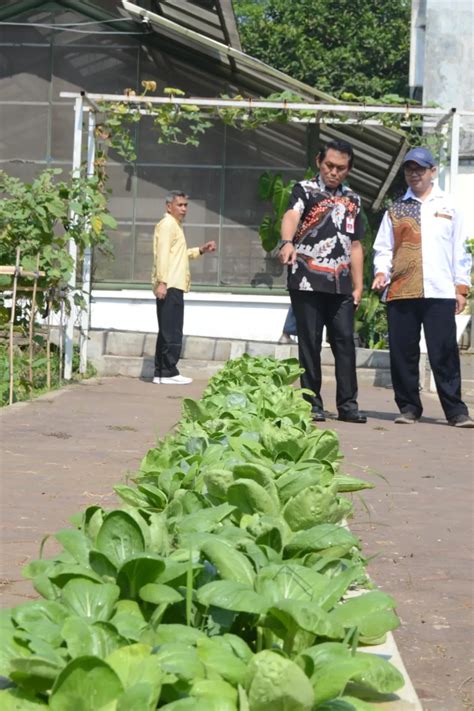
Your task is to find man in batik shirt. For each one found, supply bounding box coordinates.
[372,146,473,428]
[278,140,366,423]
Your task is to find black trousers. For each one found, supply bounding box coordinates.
[387,298,467,420]
[290,290,359,415]
[154,288,184,378]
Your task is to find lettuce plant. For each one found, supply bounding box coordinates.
[0,356,404,710]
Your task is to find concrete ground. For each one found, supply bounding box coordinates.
[0,375,473,710]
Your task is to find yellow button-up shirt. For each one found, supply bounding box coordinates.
[151,213,200,293]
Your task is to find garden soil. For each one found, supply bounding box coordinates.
[0,375,473,710]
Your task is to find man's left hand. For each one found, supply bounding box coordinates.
[200,241,217,254]
[352,287,363,308]
[455,294,467,314]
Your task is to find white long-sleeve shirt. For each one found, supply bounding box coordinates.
[373,186,471,300]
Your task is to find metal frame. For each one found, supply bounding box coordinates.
[60,90,469,379]
[64,96,83,381]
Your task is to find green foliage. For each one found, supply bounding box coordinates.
[217,90,315,130]
[357,211,389,349]
[234,0,411,99]
[258,172,298,253]
[98,82,213,162]
[354,292,388,350]
[1,355,403,707]
[0,343,96,406]
[0,168,116,324]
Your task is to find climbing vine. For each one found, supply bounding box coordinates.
[95,82,442,165]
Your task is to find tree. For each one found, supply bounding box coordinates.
[233,0,411,99]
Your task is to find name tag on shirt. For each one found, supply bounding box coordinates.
[346,216,355,234]
[434,211,453,220]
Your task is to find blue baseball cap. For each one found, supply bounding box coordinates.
[403,147,435,168]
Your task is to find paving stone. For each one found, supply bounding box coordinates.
[84,330,471,403]
[230,341,247,359]
[143,333,156,356]
[106,331,145,357]
[246,341,276,357]
[85,330,106,360]
[274,344,293,359]
[356,347,390,368]
[321,347,335,365]
[214,340,232,361]
[181,336,215,360]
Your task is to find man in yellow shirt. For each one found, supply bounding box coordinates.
[152,191,216,384]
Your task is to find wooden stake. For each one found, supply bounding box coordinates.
[8,248,21,405]
[28,254,41,385]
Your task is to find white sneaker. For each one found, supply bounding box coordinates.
[155,374,193,385]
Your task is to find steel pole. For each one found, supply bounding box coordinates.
[64,95,83,380]
[449,111,460,195]
[79,110,96,374]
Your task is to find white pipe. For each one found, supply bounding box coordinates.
[437,122,449,192]
[79,110,96,374]
[59,91,451,116]
[71,103,441,128]
[449,111,460,196]
[73,108,438,128]
[64,95,83,381]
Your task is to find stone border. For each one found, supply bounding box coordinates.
[84,329,401,388]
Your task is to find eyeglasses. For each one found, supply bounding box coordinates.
[404,165,430,176]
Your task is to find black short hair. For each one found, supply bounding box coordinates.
[318,140,355,169]
[165,190,188,204]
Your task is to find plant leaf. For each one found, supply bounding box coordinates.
[0,688,48,708]
[197,580,268,614]
[61,616,125,658]
[106,643,162,704]
[301,641,404,703]
[199,536,255,586]
[96,511,145,568]
[116,555,165,600]
[49,656,123,710]
[10,657,62,694]
[246,650,314,710]
[329,591,400,640]
[228,479,279,517]
[139,583,182,605]
[196,637,247,685]
[60,579,119,622]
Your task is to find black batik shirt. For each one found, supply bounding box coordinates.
[286,175,364,294]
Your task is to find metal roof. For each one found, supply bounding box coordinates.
[0,0,408,209]
[122,0,338,102]
[145,1,242,51]
[120,0,408,210]
[0,0,242,50]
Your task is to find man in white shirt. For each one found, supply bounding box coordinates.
[372,147,473,427]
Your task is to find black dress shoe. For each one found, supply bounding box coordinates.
[337,411,367,423]
[311,409,326,422]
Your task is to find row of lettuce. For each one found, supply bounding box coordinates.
[1,355,404,710]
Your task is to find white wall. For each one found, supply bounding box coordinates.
[422,0,473,114]
[90,290,292,341]
[455,168,474,237]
